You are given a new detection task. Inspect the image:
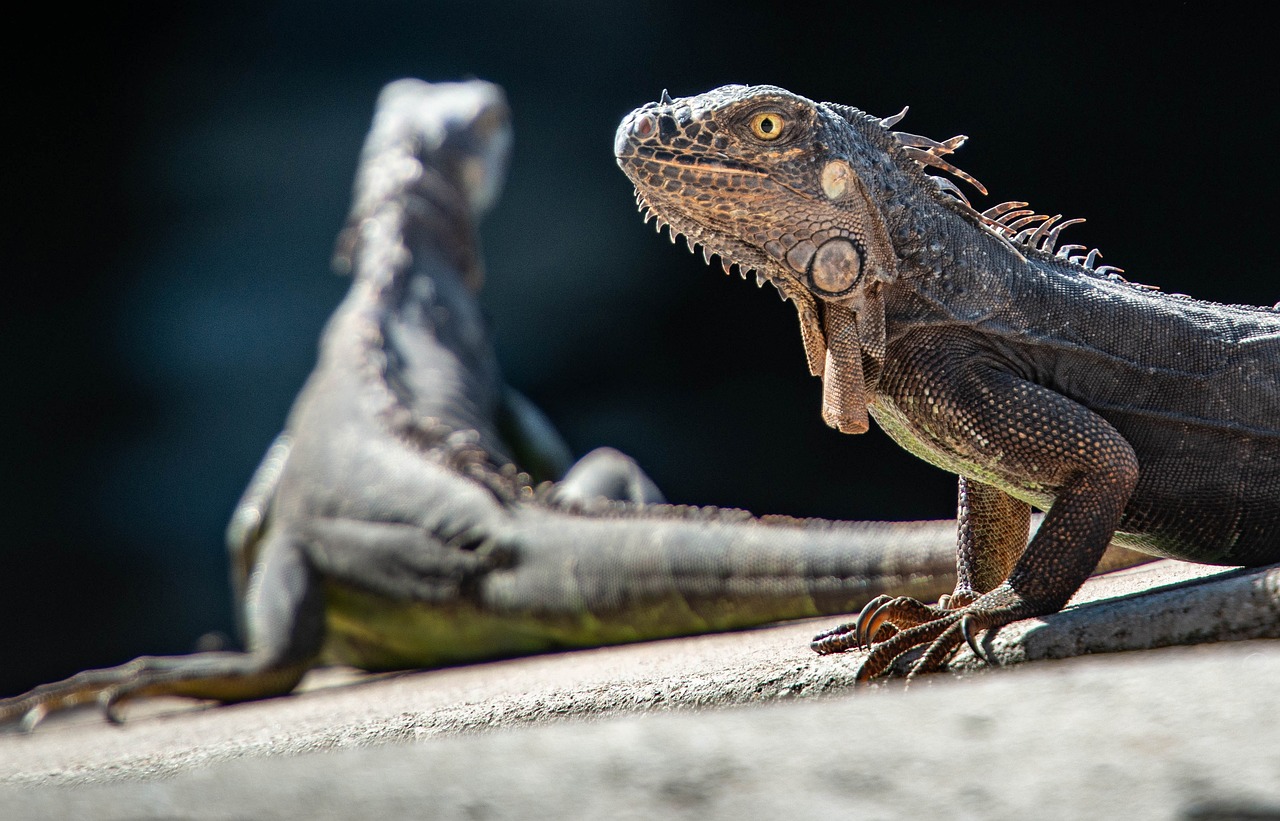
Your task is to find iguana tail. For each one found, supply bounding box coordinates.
[319,509,960,670]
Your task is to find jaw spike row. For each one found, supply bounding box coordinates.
[701,247,713,264]
[668,226,679,244]
[684,235,696,253]
[654,219,665,234]
[755,272,766,288]
[720,260,733,276]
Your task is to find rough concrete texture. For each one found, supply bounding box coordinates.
[2,560,1278,819]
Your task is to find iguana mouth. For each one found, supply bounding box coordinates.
[627,183,803,301]
[632,152,764,175]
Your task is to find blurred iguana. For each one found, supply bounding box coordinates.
[0,79,980,729]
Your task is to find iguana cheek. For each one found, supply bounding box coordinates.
[785,240,818,273]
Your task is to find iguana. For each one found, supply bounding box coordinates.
[0,79,985,731]
[615,84,1280,682]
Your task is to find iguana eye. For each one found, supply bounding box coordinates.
[750,111,785,141]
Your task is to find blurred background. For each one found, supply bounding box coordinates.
[6,3,1276,695]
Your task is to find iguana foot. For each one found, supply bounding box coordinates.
[810,588,973,654]
[0,653,308,732]
[812,587,1035,683]
[810,594,916,654]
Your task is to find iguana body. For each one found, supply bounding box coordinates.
[0,80,979,729]
[615,85,1280,680]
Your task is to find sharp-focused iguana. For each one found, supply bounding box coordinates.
[0,79,983,731]
[615,84,1280,681]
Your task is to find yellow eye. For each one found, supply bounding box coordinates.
[750,111,785,141]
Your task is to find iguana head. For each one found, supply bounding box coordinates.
[615,84,1110,433]
[335,79,513,288]
[616,84,926,433]
[366,79,512,220]
[614,84,904,311]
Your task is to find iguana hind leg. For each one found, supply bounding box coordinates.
[1,535,322,730]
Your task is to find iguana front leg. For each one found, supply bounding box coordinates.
[812,476,1031,651]
[814,333,1139,681]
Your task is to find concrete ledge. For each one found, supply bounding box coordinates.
[2,560,1278,819]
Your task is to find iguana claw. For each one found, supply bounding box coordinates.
[809,593,895,654]
[101,689,126,725]
[18,703,48,734]
[838,586,1037,681]
[853,613,960,682]
[855,595,894,647]
[960,613,991,665]
[861,596,943,647]
[810,594,945,656]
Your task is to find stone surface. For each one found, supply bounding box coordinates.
[2,560,1278,819]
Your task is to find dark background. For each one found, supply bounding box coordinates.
[6,3,1276,695]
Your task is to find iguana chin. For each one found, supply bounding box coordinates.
[615,84,1280,681]
[0,79,982,731]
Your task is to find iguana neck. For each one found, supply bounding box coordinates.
[880,187,1027,316]
[762,114,1040,345]
[339,161,513,470]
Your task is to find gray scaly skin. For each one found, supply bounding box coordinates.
[615,84,1280,682]
[0,79,977,730]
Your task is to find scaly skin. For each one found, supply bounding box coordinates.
[615,85,1280,681]
[1,80,985,731]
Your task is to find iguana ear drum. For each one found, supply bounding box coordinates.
[809,237,863,296]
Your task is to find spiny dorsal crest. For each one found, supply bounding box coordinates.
[830,101,1135,284]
